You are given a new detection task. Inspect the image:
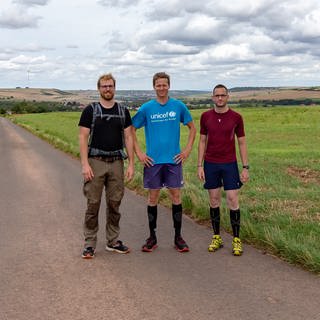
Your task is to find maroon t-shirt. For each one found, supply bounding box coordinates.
[200,108,245,163]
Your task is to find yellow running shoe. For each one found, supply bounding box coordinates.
[232,237,243,256]
[208,235,223,252]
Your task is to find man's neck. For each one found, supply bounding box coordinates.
[214,105,229,114]
[100,99,115,109]
[156,96,169,105]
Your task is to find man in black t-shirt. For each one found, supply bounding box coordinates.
[78,73,134,258]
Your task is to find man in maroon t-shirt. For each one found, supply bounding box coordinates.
[197,84,249,256]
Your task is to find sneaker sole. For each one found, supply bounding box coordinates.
[105,246,130,254]
[81,254,95,259]
[208,244,223,252]
[142,244,158,252]
[175,246,189,253]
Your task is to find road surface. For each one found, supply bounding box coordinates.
[0,117,319,320]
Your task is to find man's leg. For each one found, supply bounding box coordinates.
[168,188,182,236]
[142,189,160,252]
[226,189,243,255]
[168,188,189,252]
[226,189,240,237]
[104,160,125,249]
[82,158,105,251]
[208,188,223,252]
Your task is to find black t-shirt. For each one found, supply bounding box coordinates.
[78,102,132,152]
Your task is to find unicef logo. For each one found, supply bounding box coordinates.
[150,110,177,121]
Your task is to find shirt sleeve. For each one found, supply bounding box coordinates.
[78,105,93,128]
[235,114,245,137]
[199,112,207,135]
[132,106,146,129]
[180,101,193,125]
[124,107,132,129]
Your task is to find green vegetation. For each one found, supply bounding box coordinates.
[9,105,320,272]
[0,99,72,113]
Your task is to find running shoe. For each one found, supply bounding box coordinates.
[174,236,189,252]
[82,247,95,259]
[142,236,158,252]
[232,237,243,256]
[208,235,223,252]
[106,240,130,254]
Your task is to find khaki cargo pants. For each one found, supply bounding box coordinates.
[83,157,124,248]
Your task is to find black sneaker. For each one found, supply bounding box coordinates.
[82,247,95,259]
[174,236,189,253]
[142,236,158,252]
[106,240,130,254]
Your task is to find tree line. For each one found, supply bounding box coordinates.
[0,100,79,114]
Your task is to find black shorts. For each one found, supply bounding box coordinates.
[203,161,242,190]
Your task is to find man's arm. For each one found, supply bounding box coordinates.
[237,136,249,183]
[79,126,94,181]
[197,133,207,180]
[132,127,154,167]
[124,125,134,181]
[174,121,196,164]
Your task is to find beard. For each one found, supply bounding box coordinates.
[100,91,114,101]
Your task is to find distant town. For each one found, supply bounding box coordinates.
[0,86,319,114]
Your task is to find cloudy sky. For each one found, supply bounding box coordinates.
[1,0,320,90]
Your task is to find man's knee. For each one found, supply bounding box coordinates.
[169,189,181,205]
[148,191,160,206]
[226,193,239,210]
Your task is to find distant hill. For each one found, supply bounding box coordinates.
[1,87,320,105]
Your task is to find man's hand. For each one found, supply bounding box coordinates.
[136,150,154,167]
[197,166,205,181]
[82,163,94,182]
[174,147,191,164]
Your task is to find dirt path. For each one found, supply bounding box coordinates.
[0,117,319,320]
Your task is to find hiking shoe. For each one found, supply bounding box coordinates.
[142,236,158,252]
[106,240,130,254]
[208,235,223,252]
[82,247,95,259]
[174,236,189,253]
[232,237,243,256]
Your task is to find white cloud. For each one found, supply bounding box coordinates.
[13,0,50,6]
[0,0,320,89]
[0,7,41,28]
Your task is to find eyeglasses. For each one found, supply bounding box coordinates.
[213,94,227,98]
[99,85,114,89]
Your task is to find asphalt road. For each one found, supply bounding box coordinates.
[0,117,319,320]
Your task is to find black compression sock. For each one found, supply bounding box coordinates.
[210,207,220,235]
[230,209,241,238]
[147,205,157,238]
[172,204,182,237]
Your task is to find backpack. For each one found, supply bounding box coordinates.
[88,102,127,159]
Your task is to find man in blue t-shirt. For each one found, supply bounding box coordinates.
[132,72,196,253]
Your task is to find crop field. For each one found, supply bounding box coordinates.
[8,105,320,272]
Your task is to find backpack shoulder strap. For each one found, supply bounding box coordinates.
[117,102,126,128]
[88,102,101,147]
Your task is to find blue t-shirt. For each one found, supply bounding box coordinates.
[132,98,193,164]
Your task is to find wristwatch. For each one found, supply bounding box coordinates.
[242,165,250,170]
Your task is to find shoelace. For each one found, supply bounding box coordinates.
[176,237,186,246]
[233,240,242,250]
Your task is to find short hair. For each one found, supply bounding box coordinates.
[153,72,170,86]
[97,73,116,88]
[213,84,228,94]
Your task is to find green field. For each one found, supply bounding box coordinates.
[9,106,320,272]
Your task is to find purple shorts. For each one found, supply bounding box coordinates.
[143,163,183,189]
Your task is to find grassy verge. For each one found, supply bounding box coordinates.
[9,105,320,272]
